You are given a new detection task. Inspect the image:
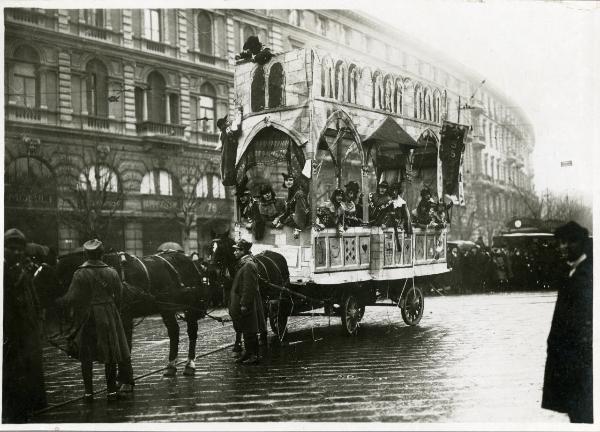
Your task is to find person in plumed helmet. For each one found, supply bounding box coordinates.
[3,228,47,422]
[228,239,266,365]
[542,221,593,423]
[57,239,133,402]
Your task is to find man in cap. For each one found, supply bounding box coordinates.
[542,221,593,423]
[57,239,133,402]
[228,239,266,365]
[216,106,243,187]
[3,228,47,422]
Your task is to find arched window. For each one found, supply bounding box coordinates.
[334,61,345,102]
[144,9,161,42]
[147,71,166,123]
[211,175,226,198]
[199,82,216,132]
[268,63,285,108]
[85,59,109,117]
[79,165,119,192]
[288,10,301,26]
[243,25,256,46]
[321,59,333,98]
[347,64,358,104]
[414,85,423,118]
[383,76,394,112]
[394,79,403,114]
[424,88,432,121]
[197,11,212,54]
[372,72,383,109]
[11,45,40,107]
[251,66,266,112]
[196,175,208,198]
[140,169,173,196]
[5,156,57,207]
[433,90,441,123]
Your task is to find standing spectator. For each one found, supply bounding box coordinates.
[3,228,47,422]
[542,221,593,423]
[57,239,132,402]
[228,239,266,365]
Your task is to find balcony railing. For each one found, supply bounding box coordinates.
[133,37,178,57]
[191,130,220,146]
[5,9,58,30]
[136,121,186,137]
[5,104,52,124]
[73,114,124,133]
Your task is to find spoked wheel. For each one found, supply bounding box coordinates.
[400,285,424,326]
[269,300,289,338]
[341,294,362,336]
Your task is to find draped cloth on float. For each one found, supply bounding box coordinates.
[440,121,468,198]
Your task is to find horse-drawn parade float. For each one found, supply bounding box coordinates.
[214,45,470,337]
[34,45,470,376]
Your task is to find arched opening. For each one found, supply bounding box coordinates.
[196,11,212,54]
[79,164,119,192]
[140,169,174,196]
[347,64,358,104]
[321,58,333,98]
[405,129,439,206]
[334,61,345,102]
[372,71,383,109]
[10,45,40,107]
[268,63,285,108]
[4,156,58,250]
[251,66,266,112]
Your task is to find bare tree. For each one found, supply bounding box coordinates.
[56,144,123,243]
[544,192,593,231]
[159,160,205,253]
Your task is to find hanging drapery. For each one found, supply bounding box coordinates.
[440,120,469,197]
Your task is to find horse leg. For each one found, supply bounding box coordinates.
[233,332,243,353]
[183,311,199,376]
[161,312,179,377]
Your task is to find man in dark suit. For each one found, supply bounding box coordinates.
[542,221,593,423]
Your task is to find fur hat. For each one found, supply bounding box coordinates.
[232,239,253,253]
[4,228,26,245]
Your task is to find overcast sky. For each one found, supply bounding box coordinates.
[359,0,598,206]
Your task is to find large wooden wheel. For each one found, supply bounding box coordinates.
[341,293,362,336]
[400,285,424,326]
[269,300,289,338]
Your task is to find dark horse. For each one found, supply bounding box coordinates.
[35,249,210,376]
[210,231,290,343]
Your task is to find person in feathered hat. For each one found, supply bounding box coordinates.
[542,221,593,423]
[228,239,266,365]
[3,228,48,421]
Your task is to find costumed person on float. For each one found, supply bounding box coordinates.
[258,184,285,226]
[343,181,363,227]
[273,173,310,238]
[369,181,393,228]
[216,106,243,187]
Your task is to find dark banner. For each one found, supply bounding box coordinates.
[440,121,468,197]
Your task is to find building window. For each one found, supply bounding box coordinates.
[85,60,108,117]
[196,175,209,198]
[321,59,333,98]
[251,66,266,112]
[79,165,119,192]
[372,72,383,110]
[317,16,328,36]
[334,62,345,102]
[484,154,489,176]
[11,45,39,108]
[196,11,212,54]
[140,169,174,196]
[243,24,256,45]
[268,63,285,108]
[84,9,104,27]
[394,79,403,114]
[288,10,301,27]
[199,83,216,132]
[424,88,432,121]
[147,71,167,123]
[414,85,423,119]
[383,76,393,112]
[212,175,226,199]
[144,9,161,42]
[348,64,358,104]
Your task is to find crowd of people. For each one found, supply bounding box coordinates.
[238,175,452,239]
[446,236,566,294]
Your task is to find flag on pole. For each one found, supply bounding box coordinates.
[560,160,573,167]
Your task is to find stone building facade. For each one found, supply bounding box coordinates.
[4,8,534,255]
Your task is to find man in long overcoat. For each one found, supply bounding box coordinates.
[542,221,593,423]
[58,239,132,401]
[228,239,266,365]
[3,228,47,422]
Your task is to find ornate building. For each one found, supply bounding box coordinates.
[4,8,534,255]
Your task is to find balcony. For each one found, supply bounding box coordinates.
[136,121,186,138]
[5,104,57,125]
[73,114,124,133]
[190,130,220,147]
[76,22,123,44]
[187,50,229,68]
[133,37,178,57]
[5,9,58,30]
[471,135,486,150]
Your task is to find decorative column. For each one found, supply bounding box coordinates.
[142,89,148,121]
[122,62,137,133]
[81,76,88,115]
[165,92,171,124]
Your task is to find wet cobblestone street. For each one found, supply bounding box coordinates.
[32,291,568,424]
